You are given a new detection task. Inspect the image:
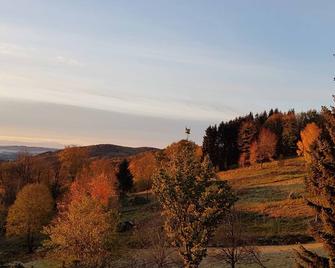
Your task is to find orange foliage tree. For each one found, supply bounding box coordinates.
[70,174,117,207]
[249,142,258,166]
[129,152,156,181]
[69,159,118,207]
[257,128,278,164]
[297,122,321,163]
[250,128,277,165]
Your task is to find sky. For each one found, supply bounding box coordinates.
[0,0,334,148]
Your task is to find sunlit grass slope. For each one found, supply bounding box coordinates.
[216,157,313,245]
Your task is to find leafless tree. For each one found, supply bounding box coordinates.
[116,218,182,268]
[214,208,266,268]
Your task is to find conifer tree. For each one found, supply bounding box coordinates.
[153,140,236,268]
[202,125,219,168]
[238,120,257,166]
[295,100,335,268]
[264,112,283,155]
[116,159,133,194]
[282,111,299,156]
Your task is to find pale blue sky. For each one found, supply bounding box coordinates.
[0,1,334,148]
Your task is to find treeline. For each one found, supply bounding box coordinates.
[202,108,322,170]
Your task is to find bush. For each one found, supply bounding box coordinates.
[134,179,152,192]
[128,196,149,206]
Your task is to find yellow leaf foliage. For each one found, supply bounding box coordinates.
[6,183,53,237]
[297,123,321,163]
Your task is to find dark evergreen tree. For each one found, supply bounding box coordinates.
[202,125,219,168]
[217,122,227,170]
[254,111,268,127]
[297,109,323,132]
[295,101,335,268]
[264,112,283,155]
[238,120,257,166]
[116,159,133,194]
[282,110,299,156]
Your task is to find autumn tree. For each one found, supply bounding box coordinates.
[153,140,236,268]
[116,159,133,194]
[6,183,54,252]
[58,146,89,184]
[264,112,283,155]
[295,100,335,267]
[250,128,277,165]
[129,151,157,192]
[249,141,258,166]
[70,174,118,207]
[44,194,118,267]
[14,153,35,186]
[238,120,257,167]
[297,122,321,163]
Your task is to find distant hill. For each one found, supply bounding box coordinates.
[83,144,158,159]
[0,144,159,161]
[0,146,58,161]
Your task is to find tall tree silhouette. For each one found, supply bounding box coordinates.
[238,120,257,167]
[116,159,133,194]
[202,125,219,168]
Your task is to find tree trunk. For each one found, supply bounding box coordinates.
[27,232,34,253]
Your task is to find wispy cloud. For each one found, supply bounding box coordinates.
[54,55,83,67]
[0,41,83,68]
[0,42,31,58]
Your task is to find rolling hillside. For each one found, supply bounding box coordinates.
[216,157,313,245]
[37,144,159,161]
